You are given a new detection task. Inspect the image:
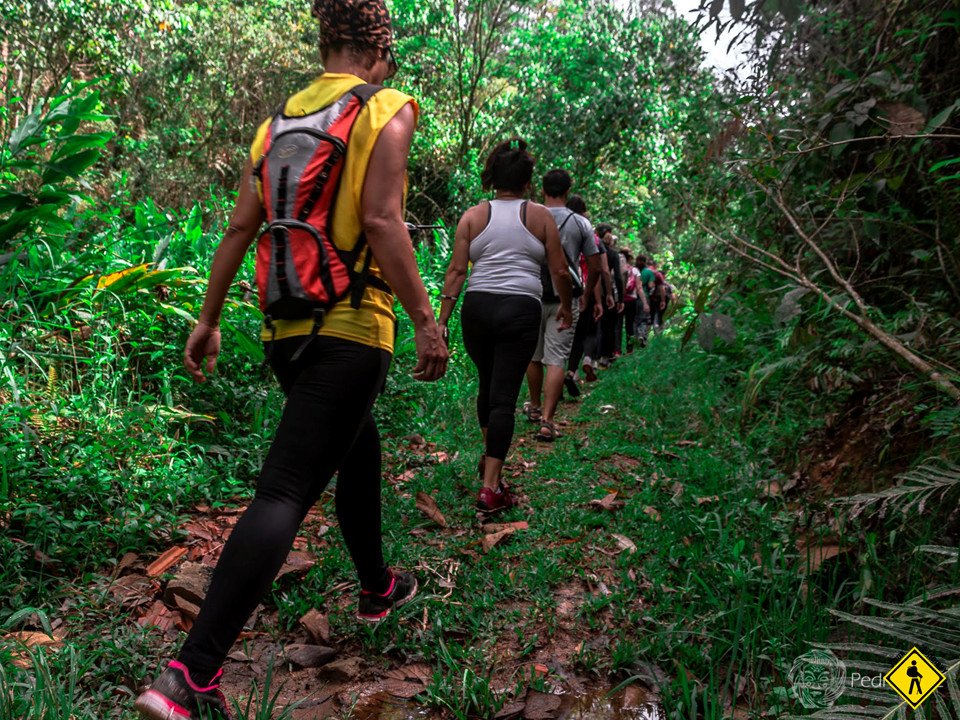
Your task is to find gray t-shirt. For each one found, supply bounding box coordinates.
[548,207,599,284]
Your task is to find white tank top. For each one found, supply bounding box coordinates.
[466,199,545,300]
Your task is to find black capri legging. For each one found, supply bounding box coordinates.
[461,292,541,461]
[178,336,391,686]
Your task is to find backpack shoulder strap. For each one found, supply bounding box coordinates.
[557,209,576,233]
[349,83,383,106]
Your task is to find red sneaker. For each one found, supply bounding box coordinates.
[476,485,516,513]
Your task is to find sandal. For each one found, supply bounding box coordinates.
[536,420,561,443]
[522,402,542,423]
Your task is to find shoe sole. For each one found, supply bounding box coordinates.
[356,578,418,624]
[135,690,192,720]
[582,363,597,382]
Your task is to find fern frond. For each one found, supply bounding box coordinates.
[862,598,960,628]
[832,460,960,518]
[830,610,960,654]
[917,545,958,566]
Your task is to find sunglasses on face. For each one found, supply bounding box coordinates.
[384,46,399,80]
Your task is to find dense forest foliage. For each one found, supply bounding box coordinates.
[1,0,959,719]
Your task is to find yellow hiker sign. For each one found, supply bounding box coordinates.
[884,647,945,709]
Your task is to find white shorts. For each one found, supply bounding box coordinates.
[532,301,580,367]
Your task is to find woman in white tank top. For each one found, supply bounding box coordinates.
[438,138,573,514]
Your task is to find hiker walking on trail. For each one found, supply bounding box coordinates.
[524,169,601,442]
[135,2,447,719]
[649,259,668,333]
[438,139,573,513]
[567,196,612,383]
[634,254,654,348]
[620,249,641,353]
[596,225,624,369]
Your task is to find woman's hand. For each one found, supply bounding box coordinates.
[184,321,222,383]
[555,304,573,331]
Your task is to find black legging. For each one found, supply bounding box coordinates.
[178,336,391,686]
[600,302,620,358]
[623,298,637,351]
[569,297,599,371]
[461,292,540,461]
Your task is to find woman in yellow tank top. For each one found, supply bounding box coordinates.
[136,3,447,718]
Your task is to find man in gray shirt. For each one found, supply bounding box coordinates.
[524,169,601,441]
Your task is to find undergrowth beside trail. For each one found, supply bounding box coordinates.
[3,334,956,719]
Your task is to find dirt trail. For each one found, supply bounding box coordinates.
[105,387,665,719]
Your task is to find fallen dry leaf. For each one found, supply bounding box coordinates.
[482,521,528,534]
[797,542,843,574]
[2,631,65,668]
[384,662,433,685]
[275,550,317,580]
[590,491,625,512]
[524,690,563,720]
[644,506,662,521]
[675,440,702,448]
[695,496,719,506]
[383,679,425,699]
[415,491,447,528]
[393,470,416,485]
[761,480,782,497]
[482,528,516,553]
[300,608,330,645]
[495,701,527,720]
[146,546,187,577]
[612,533,638,554]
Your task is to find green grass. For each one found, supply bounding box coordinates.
[0,330,952,720]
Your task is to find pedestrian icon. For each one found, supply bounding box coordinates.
[907,661,922,695]
[884,648,945,709]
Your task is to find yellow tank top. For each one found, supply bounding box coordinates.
[250,73,418,353]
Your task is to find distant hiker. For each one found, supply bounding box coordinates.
[524,169,601,442]
[620,248,640,353]
[654,265,673,333]
[596,224,624,368]
[569,205,613,382]
[438,138,572,512]
[649,259,668,332]
[635,254,654,347]
[135,2,448,718]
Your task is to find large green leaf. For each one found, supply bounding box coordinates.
[8,106,43,157]
[41,149,102,184]
[0,191,32,215]
[52,132,113,160]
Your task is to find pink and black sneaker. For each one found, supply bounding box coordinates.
[135,661,232,720]
[357,570,418,623]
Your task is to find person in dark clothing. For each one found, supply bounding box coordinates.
[596,224,623,368]
[619,248,639,353]
[565,195,608,384]
[438,138,572,514]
